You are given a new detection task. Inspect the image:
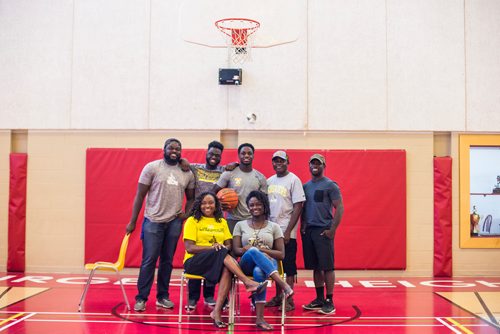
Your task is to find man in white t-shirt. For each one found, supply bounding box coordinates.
[265,150,305,311]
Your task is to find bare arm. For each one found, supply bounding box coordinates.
[179,158,191,172]
[184,239,227,253]
[223,238,232,252]
[212,184,222,194]
[321,195,344,240]
[283,201,304,244]
[259,237,285,260]
[232,235,248,257]
[224,162,239,171]
[126,183,150,233]
[179,188,195,220]
[300,207,307,235]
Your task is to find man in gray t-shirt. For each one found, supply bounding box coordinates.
[126,138,195,312]
[265,150,305,311]
[213,143,267,233]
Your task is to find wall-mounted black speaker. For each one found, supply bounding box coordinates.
[219,68,242,85]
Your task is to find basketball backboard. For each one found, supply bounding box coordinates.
[179,0,301,48]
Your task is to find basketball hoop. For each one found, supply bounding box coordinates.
[215,18,260,64]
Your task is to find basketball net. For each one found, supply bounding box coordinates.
[215,18,260,64]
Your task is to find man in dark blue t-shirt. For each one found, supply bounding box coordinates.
[301,153,344,315]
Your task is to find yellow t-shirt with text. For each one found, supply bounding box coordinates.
[182,216,232,263]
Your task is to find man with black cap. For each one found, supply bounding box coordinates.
[126,138,195,312]
[265,150,305,311]
[301,153,344,315]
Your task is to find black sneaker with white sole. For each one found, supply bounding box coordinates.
[318,299,336,315]
[204,296,216,307]
[185,299,197,311]
[302,298,325,310]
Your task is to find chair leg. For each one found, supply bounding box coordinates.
[178,273,185,323]
[228,277,236,324]
[78,268,97,312]
[281,290,286,326]
[115,271,130,311]
[235,278,240,316]
[281,273,287,326]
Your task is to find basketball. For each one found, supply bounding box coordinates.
[216,188,239,210]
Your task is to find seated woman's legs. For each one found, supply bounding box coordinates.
[240,247,276,276]
[252,265,273,329]
[211,267,232,325]
[240,247,292,294]
[222,254,262,292]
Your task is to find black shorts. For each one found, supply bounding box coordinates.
[282,239,297,276]
[302,227,335,271]
[183,248,228,285]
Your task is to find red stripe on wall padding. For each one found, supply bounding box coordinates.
[86,148,406,270]
[8,153,27,272]
[433,156,452,277]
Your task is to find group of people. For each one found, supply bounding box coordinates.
[125,138,344,330]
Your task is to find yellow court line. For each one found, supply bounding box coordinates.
[0,312,25,326]
[446,317,474,334]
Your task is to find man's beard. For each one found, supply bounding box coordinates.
[206,157,219,168]
[164,152,181,164]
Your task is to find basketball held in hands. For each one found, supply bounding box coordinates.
[217,188,239,210]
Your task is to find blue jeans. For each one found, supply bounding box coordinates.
[239,247,278,302]
[136,217,182,302]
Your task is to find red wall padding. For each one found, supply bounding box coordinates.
[433,157,452,277]
[86,148,406,269]
[8,153,27,272]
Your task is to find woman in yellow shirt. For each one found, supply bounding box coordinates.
[183,191,266,328]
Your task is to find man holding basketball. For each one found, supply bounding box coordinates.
[126,138,195,312]
[213,143,267,233]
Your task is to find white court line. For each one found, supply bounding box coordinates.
[19,318,489,329]
[436,317,462,334]
[0,311,489,330]
[0,313,36,332]
[0,310,479,320]
[24,319,132,324]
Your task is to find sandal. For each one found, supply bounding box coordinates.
[210,311,227,328]
[256,321,273,331]
[213,319,227,328]
[250,282,268,298]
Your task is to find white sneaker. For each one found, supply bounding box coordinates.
[156,298,174,309]
[134,300,146,312]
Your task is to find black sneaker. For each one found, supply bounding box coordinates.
[265,295,282,308]
[185,299,197,311]
[302,298,325,310]
[318,299,336,314]
[204,296,216,307]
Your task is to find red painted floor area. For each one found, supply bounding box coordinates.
[1,273,499,333]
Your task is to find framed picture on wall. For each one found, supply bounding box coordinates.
[459,134,500,248]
